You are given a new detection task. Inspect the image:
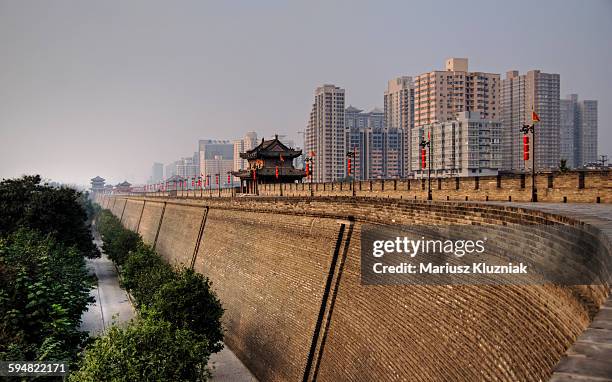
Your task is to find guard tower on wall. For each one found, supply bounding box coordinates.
[90,176,105,195]
[232,135,305,194]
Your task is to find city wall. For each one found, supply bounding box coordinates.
[97,194,611,382]
[257,170,610,203]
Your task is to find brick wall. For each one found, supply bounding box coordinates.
[251,170,611,203]
[96,194,611,381]
[121,199,143,232]
[137,200,164,246]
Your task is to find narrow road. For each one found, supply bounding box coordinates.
[79,236,135,335]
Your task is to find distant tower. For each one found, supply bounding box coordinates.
[560,94,598,168]
[384,76,414,175]
[501,70,560,171]
[150,162,164,183]
[90,176,105,194]
[233,132,258,172]
[305,84,346,182]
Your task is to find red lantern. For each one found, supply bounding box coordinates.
[228,174,231,184]
[421,148,426,169]
[347,158,351,175]
[523,136,530,161]
[275,166,279,179]
[215,174,219,185]
[305,163,309,177]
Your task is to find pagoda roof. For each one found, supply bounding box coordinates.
[91,176,105,182]
[240,135,302,160]
[117,181,132,187]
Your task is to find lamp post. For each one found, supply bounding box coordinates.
[346,149,356,197]
[304,157,314,197]
[420,133,432,201]
[226,171,233,198]
[520,123,537,202]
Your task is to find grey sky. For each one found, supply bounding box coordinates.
[0,0,610,186]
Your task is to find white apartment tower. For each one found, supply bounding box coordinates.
[412,112,502,177]
[305,84,346,182]
[384,77,414,176]
[233,132,258,172]
[501,70,560,171]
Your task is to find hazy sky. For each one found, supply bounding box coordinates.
[0,0,610,186]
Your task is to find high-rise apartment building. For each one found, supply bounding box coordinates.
[412,112,502,177]
[560,94,578,168]
[346,106,401,179]
[384,77,414,175]
[560,94,598,168]
[165,160,180,179]
[501,70,560,171]
[579,99,598,166]
[414,58,500,128]
[305,84,345,182]
[198,140,234,187]
[176,154,199,179]
[233,132,258,172]
[150,162,163,183]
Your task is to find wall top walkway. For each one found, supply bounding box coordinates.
[484,203,612,381]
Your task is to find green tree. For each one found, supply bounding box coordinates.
[103,228,141,266]
[120,243,175,307]
[0,229,92,362]
[0,175,99,258]
[147,268,224,353]
[69,317,211,382]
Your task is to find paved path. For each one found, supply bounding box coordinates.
[209,346,258,381]
[79,237,135,335]
[486,203,612,382]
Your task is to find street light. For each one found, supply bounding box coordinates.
[215,173,221,198]
[346,149,356,197]
[226,171,233,198]
[206,175,212,198]
[520,123,537,202]
[304,156,314,196]
[420,132,432,201]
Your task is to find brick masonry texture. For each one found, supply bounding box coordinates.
[136,200,164,246]
[97,194,611,382]
[121,199,143,231]
[253,170,611,204]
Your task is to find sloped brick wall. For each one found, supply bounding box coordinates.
[97,194,611,382]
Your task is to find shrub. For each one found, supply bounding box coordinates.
[121,243,175,307]
[147,268,224,353]
[104,229,141,266]
[69,317,211,382]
